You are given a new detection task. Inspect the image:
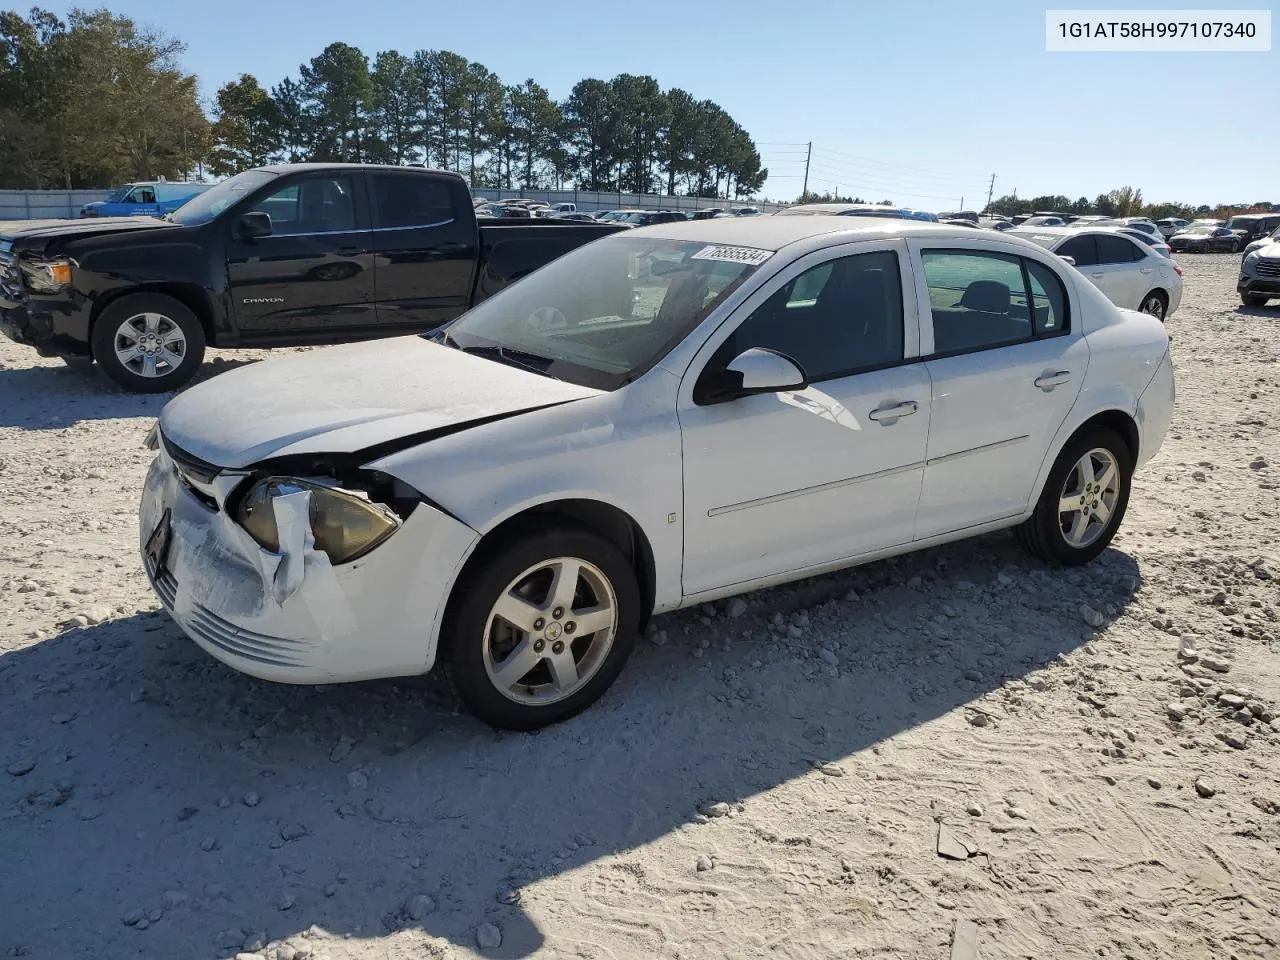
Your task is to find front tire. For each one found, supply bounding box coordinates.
[1016,427,1133,566]
[443,524,641,730]
[91,293,206,393]
[1241,293,1268,308]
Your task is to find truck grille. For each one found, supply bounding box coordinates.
[0,252,22,301]
[1254,257,1280,279]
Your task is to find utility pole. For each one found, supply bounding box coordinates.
[801,141,812,199]
[986,173,997,211]
[960,196,964,210]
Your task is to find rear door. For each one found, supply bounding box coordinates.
[910,243,1087,537]
[226,172,377,336]
[370,172,476,329]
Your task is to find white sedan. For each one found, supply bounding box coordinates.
[140,218,1175,729]
[1009,226,1183,321]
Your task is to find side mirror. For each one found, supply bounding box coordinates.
[1057,254,1076,266]
[696,347,808,405]
[236,211,273,239]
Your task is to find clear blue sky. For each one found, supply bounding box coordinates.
[44,0,1277,207]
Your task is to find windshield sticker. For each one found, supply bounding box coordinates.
[690,244,773,266]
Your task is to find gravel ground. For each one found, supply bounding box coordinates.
[1,254,1278,960]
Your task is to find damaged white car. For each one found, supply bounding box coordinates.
[140,217,1175,729]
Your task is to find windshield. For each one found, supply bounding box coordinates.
[1186,224,1216,234]
[436,236,767,390]
[166,170,277,225]
[620,212,651,224]
[1224,217,1254,231]
[105,186,129,202]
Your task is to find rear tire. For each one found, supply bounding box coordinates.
[1138,291,1167,321]
[443,524,641,730]
[1016,427,1133,566]
[91,293,206,393]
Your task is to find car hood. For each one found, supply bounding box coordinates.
[0,216,175,251]
[158,336,603,469]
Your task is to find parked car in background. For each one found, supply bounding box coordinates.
[729,207,762,217]
[938,210,979,224]
[1066,216,1111,228]
[1223,213,1280,249]
[1011,226,1182,320]
[1239,242,1280,306]
[1106,218,1160,238]
[775,203,919,219]
[548,203,577,214]
[1168,224,1242,253]
[596,210,639,222]
[1,164,624,392]
[689,208,726,220]
[551,212,600,223]
[80,181,211,218]
[940,218,980,228]
[616,210,687,226]
[1021,215,1066,227]
[1242,225,1280,257]
[138,216,1174,729]
[1119,228,1173,258]
[1155,218,1189,238]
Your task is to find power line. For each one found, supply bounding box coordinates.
[805,167,987,201]
[808,144,990,181]
[808,152,989,189]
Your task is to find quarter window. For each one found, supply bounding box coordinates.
[921,250,1069,354]
[248,177,356,235]
[719,250,904,380]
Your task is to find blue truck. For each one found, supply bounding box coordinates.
[79,181,212,218]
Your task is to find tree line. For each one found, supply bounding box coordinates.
[0,7,766,198]
[986,187,1275,222]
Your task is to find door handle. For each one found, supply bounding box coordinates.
[1140,267,1153,274]
[336,246,363,256]
[1034,370,1072,391]
[1090,272,1105,278]
[867,400,918,423]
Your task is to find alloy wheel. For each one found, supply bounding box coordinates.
[1058,447,1121,549]
[113,313,187,378]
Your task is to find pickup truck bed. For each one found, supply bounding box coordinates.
[0,163,625,392]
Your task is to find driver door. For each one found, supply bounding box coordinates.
[676,240,930,596]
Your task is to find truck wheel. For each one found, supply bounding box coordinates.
[91,293,206,393]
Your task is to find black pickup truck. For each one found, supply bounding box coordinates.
[0,163,623,391]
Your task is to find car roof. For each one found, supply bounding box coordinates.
[775,202,907,216]
[636,215,1014,251]
[259,163,467,180]
[1008,226,1140,243]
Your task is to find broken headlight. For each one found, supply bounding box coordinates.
[20,257,73,294]
[235,477,401,565]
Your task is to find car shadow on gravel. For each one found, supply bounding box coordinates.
[0,355,261,429]
[1235,304,1280,319]
[0,535,1142,958]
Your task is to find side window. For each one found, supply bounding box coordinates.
[1097,234,1141,263]
[1057,235,1098,266]
[133,186,156,204]
[921,250,1032,354]
[248,178,356,235]
[371,175,456,229]
[720,250,904,380]
[1026,260,1068,335]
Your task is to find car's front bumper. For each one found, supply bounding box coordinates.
[139,440,480,684]
[1238,271,1280,299]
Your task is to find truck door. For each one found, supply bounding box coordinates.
[226,173,377,337]
[369,172,476,330]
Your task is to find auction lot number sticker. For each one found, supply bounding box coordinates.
[1046,9,1271,50]
[691,245,774,266]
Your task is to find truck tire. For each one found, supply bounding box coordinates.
[91,293,206,393]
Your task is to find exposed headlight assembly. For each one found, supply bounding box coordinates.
[20,257,73,293]
[235,477,401,565]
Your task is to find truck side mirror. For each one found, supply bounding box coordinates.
[236,212,273,239]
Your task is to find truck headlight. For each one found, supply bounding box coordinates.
[235,477,401,564]
[20,257,73,293]
[1242,251,1260,275]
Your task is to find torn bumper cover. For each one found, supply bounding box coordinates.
[139,442,480,684]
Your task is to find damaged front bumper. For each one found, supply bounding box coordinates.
[139,439,480,684]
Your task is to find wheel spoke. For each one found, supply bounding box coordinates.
[547,559,580,612]
[143,313,160,334]
[141,354,158,378]
[116,346,142,366]
[1092,498,1112,525]
[492,591,543,633]
[1067,511,1090,545]
[572,605,614,636]
[161,331,186,349]
[1096,461,1117,494]
[157,348,182,369]
[491,637,542,690]
[1059,494,1084,513]
[546,653,579,692]
[1076,455,1096,487]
